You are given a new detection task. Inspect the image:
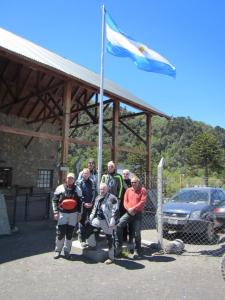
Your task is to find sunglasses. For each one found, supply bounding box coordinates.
[131,181,137,184]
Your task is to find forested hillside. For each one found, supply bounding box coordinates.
[68,107,225,192]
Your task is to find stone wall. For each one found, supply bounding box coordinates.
[0,112,59,190]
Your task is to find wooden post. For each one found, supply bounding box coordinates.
[59,80,72,183]
[112,100,119,164]
[146,113,152,188]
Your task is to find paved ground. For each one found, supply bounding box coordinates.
[0,220,225,300]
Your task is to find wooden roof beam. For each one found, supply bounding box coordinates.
[25,77,62,121]
[120,111,146,120]
[0,81,64,110]
[119,119,146,145]
[46,91,63,115]
[71,98,113,114]
[76,91,98,123]
[70,91,94,125]
[0,124,144,154]
[27,95,61,124]
[74,93,112,136]
[0,60,11,105]
[33,94,61,122]
[17,70,33,116]
[0,75,17,108]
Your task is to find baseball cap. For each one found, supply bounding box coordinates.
[66,172,75,179]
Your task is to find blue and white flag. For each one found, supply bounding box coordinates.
[105,12,176,78]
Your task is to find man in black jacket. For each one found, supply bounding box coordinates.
[76,168,95,248]
[52,173,82,259]
[77,158,98,195]
[121,169,132,244]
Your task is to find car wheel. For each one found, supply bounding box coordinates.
[204,222,215,243]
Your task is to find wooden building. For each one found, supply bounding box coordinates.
[0,27,169,204]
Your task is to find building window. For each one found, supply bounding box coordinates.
[37,169,53,188]
[0,167,12,187]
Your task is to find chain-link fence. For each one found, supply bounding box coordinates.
[222,255,225,281]
[140,161,225,258]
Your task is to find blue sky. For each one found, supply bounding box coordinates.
[0,0,225,129]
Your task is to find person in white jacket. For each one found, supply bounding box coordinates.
[86,183,119,264]
[52,173,82,259]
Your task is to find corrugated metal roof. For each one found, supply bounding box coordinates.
[0,27,169,118]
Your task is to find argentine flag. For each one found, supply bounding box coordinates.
[105,12,176,78]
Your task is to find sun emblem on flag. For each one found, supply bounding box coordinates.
[138,45,146,54]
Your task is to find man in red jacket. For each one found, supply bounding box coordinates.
[115,176,147,259]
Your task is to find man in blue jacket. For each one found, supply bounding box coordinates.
[76,168,96,248]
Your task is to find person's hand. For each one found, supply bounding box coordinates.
[84,203,92,209]
[53,212,58,221]
[127,208,135,216]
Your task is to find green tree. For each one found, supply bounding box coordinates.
[187,132,224,186]
[126,147,146,180]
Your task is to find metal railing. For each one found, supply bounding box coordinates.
[4,186,51,228]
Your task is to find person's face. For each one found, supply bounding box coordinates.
[100,185,107,196]
[123,172,129,179]
[88,161,94,170]
[107,163,115,173]
[82,170,90,180]
[66,176,74,186]
[131,179,139,191]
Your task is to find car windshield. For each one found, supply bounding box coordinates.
[171,190,209,203]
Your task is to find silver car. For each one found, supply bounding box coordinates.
[162,187,225,243]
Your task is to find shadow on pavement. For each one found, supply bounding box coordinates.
[185,244,225,257]
[115,259,145,270]
[67,253,99,264]
[0,220,56,264]
[114,253,175,268]
[0,220,176,266]
[146,255,176,262]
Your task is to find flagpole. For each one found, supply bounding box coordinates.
[97,5,106,188]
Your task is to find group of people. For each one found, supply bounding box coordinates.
[52,159,147,264]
